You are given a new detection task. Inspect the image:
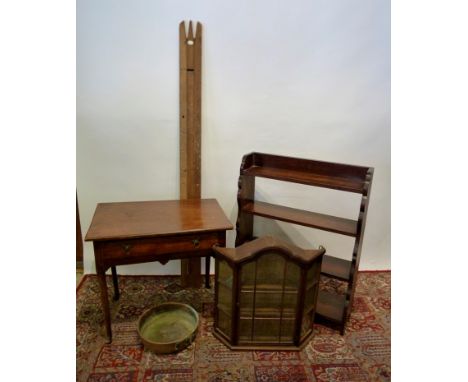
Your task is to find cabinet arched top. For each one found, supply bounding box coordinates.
[213,236,325,266]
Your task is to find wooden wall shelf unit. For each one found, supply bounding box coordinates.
[235,152,374,334]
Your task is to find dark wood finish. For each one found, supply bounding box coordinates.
[217,236,325,266]
[213,326,314,351]
[316,290,346,323]
[97,232,221,266]
[213,236,324,350]
[85,199,231,241]
[241,152,369,193]
[204,255,211,288]
[235,152,374,335]
[94,242,112,341]
[321,255,351,281]
[213,254,220,338]
[76,192,83,266]
[179,21,203,288]
[235,168,255,246]
[85,199,232,342]
[345,171,373,322]
[111,266,119,301]
[242,201,358,237]
[231,261,240,346]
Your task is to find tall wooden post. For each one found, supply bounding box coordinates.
[179,20,202,287]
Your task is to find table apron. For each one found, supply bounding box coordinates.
[94,232,223,270]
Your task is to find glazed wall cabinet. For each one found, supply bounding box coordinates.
[213,236,325,350]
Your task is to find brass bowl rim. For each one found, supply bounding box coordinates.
[137,302,200,346]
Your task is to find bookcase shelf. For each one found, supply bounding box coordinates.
[242,166,365,193]
[235,152,373,335]
[242,201,358,237]
[321,255,351,282]
[316,290,346,323]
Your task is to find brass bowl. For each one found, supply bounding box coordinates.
[137,302,199,353]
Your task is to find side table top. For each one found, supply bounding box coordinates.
[85,199,233,242]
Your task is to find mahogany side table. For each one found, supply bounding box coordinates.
[85,198,233,342]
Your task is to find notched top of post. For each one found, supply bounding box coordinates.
[179,20,202,45]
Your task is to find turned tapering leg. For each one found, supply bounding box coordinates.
[96,266,112,343]
[205,255,211,288]
[111,265,120,301]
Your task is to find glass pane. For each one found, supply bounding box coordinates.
[284,261,301,290]
[253,318,280,342]
[254,291,282,317]
[306,261,320,288]
[304,284,318,313]
[256,252,285,288]
[240,260,256,288]
[218,259,233,288]
[239,291,254,318]
[280,318,295,343]
[217,283,232,316]
[301,310,313,338]
[236,251,307,345]
[216,259,233,339]
[282,291,298,314]
[239,318,253,342]
[217,310,231,338]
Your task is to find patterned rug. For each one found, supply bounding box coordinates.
[77,272,390,382]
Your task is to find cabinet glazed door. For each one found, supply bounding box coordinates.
[238,252,300,345]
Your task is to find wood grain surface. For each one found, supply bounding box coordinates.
[179,20,202,199]
[179,20,203,287]
[85,199,232,242]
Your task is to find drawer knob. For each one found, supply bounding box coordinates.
[122,244,132,254]
[192,238,200,248]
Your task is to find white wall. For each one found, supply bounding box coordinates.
[77,0,390,274]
